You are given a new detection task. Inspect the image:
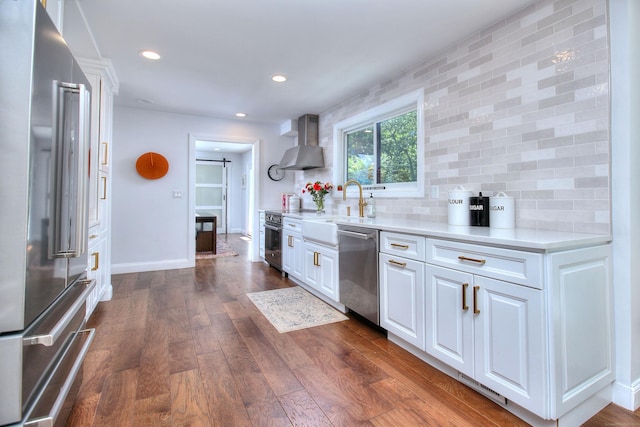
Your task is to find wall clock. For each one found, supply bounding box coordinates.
[136,152,169,179]
[267,164,285,181]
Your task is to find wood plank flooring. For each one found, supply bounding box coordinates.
[67,234,640,426]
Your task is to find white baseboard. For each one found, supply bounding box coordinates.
[112,258,192,274]
[612,378,640,411]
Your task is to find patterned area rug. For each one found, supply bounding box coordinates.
[247,286,348,333]
[196,239,238,259]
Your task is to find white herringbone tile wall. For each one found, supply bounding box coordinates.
[301,0,610,234]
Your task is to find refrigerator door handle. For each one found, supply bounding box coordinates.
[50,81,90,259]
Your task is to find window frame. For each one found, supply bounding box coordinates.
[332,89,425,199]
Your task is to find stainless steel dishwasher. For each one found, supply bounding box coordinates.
[338,225,379,325]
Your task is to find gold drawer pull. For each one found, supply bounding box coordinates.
[388,259,407,268]
[462,283,469,311]
[390,243,409,250]
[288,235,293,247]
[458,255,486,265]
[89,234,98,239]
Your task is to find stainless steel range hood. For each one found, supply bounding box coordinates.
[279,114,324,170]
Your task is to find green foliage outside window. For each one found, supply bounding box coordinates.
[346,110,417,185]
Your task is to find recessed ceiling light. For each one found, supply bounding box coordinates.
[140,50,160,60]
[272,75,287,83]
[235,112,246,117]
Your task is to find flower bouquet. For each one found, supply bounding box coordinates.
[302,181,333,213]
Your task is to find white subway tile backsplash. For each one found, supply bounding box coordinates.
[305,0,609,234]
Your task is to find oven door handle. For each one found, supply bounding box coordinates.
[265,224,281,231]
[24,279,96,347]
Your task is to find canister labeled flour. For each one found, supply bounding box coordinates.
[489,192,515,228]
[448,185,472,225]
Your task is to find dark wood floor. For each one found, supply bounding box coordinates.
[67,234,639,426]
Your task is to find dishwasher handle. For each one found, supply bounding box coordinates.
[338,229,375,240]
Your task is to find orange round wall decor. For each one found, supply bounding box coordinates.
[136,152,169,179]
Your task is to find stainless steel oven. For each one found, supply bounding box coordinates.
[264,211,283,272]
[1,3,96,426]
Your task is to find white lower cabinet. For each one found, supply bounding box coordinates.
[379,252,425,349]
[380,234,613,425]
[303,241,339,301]
[425,264,545,413]
[282,218,304,280]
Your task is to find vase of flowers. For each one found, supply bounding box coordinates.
[302,181,333,214]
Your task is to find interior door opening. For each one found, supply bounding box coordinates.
[189,135,260,263]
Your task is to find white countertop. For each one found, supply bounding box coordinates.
[283,212,611,252]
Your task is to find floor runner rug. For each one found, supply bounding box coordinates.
[196,239,238,259]
[247,286,348,333]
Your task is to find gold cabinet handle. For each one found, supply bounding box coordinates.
[89,234,98,239]
[473,285,480,314]
[458,255,486,265]
[462,283,469,311]
[91,252,99,271]
[388,259,407,268]
[101,141,109,166]
[288,235,293,247]
[313,252,320,266]
[101,176,107,200]
[289,223,297,228]
[390,243,409,250]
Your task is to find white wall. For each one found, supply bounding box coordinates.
[111,107,296,273]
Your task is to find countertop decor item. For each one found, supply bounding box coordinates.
[136,152,169,179]
[302,180,333,213]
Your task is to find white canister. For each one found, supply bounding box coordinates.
[288,194,300,212]
[448,185,473,225]
[489,192,515,228]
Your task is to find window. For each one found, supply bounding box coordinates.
[333,90,424,198]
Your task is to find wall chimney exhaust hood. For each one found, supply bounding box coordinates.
[279,114,324,170]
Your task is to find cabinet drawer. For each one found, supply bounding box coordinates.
[283,218,302,232]
[380,231,426,262]
[426,239,543,289]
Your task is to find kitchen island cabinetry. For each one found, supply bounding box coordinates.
[379,231,425,349]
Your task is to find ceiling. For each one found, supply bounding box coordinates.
[63,0,536,126]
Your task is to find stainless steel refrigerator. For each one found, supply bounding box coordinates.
[0,1,96,425]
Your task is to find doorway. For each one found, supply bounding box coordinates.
[195,159,229,235]
[188,134,261,265]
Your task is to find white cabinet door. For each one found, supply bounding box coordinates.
[283,231,304,280]
[474,275,545,415]
[303,244,320,290]
[292,234,304,280]
[282,230,294,274]
[316,245,338,301]
[425,264,474,377]
[303,241,339,301]
[379,253,425,349]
